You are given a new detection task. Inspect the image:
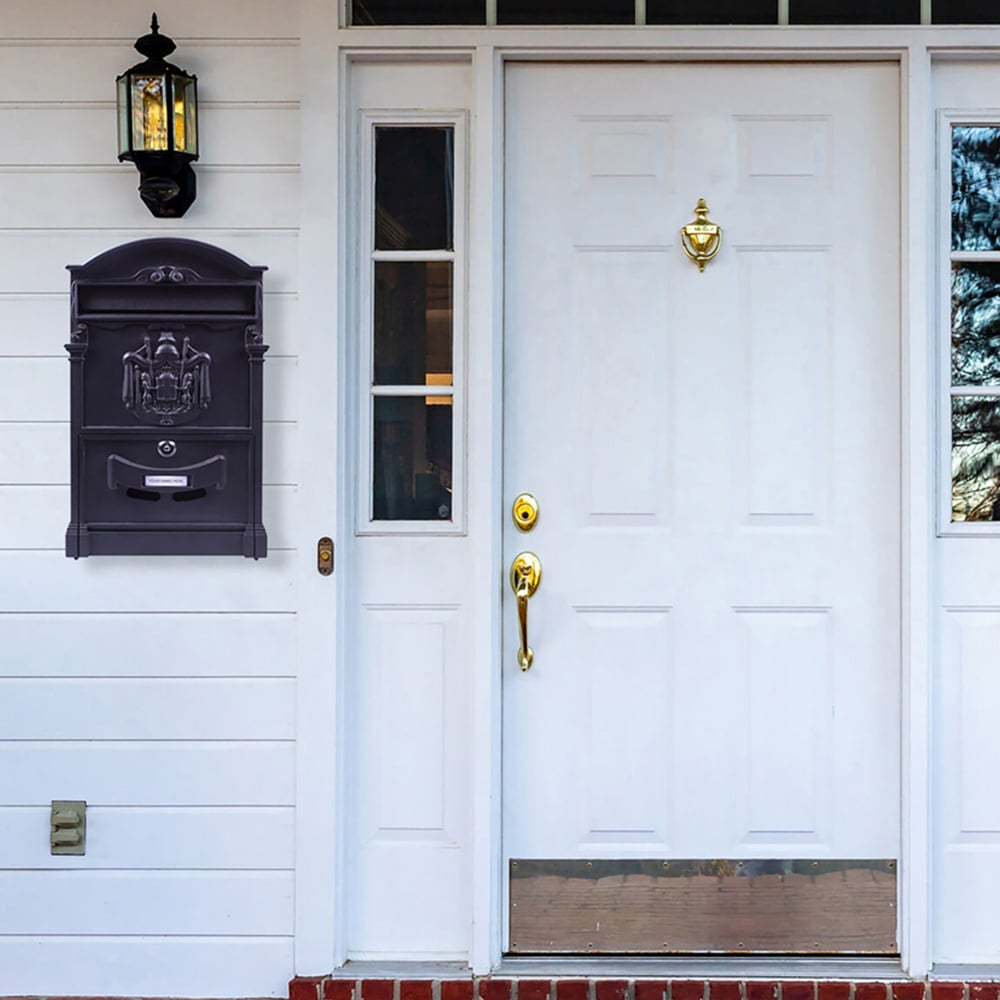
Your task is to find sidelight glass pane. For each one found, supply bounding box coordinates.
[952,263,1000,386]
[352,0,485,22]
[374,261,453,386]
[497,0,633,22]
[789,0,917,21]
[952,126,1000,250]
[935,0,1000,21]
[648,0,776,23]
[373,396,453,521]
[953,396,1000,521]
[375,127,454,250]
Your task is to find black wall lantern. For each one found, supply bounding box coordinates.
[116,14,199,218]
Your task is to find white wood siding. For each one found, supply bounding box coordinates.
[0,2,300,995]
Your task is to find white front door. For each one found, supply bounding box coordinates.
[502,62,901,952]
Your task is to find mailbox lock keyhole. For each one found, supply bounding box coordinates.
[157,440,177,458]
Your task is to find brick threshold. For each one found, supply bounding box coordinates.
[290,978,1000,1000]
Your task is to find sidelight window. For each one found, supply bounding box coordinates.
[360,119,464,529]
[946,125,1000,524]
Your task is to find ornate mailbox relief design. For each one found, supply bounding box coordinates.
[122,331,212,425]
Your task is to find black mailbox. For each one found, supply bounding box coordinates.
[65,238,268,558]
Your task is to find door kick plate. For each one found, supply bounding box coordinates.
[509,858,897,955]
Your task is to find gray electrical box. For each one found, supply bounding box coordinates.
[65,238,268,558]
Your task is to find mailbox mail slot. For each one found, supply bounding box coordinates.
[66,238,268,558]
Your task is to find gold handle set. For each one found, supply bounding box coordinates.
[509,493,541,671]
[510,551,542,671]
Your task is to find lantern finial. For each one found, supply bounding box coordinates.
[134,12,176,61]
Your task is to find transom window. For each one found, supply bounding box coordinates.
[351,0,999,24]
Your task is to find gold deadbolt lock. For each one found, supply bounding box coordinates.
[512,493,539,532]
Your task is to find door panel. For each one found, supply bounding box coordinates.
[502,62,900,951]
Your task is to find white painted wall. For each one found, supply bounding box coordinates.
[0,2,300,995]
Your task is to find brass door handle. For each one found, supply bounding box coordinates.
[510,551,542,670]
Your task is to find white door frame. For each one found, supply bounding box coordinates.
[287,20,986,978]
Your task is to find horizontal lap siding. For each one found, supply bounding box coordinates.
[0,6,301,997]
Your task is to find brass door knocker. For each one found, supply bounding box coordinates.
[681,198,722,272]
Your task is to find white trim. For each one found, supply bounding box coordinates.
[468,43,506,974]
[901,43,933,979]
[295,0,345,976]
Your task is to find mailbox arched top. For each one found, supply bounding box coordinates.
[68,238,267,283]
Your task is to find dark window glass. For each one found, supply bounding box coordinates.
[373,396,453,520]
[497,0,633,23]
[352,0,485,23]
[374,261,453,386]
[648,0,775,22]
[952,263,1000,385]
[934,0,1000,21]
[952,396,1000,521]
[953,127,1000,251]
[375,127,454,251]
[790,0,917,21]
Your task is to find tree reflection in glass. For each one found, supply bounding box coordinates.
[952,126,1000,251]
[953,396,1000,521]
[952,263,1000,385]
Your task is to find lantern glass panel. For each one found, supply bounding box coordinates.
[117,75,131,155]
[174,75,198,155]
[131,73,169,151]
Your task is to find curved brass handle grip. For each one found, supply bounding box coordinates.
[510,551,542,671]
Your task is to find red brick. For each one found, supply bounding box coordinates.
[636,981,668,1000]
[673,982,706,1000]
[893,985,927,1000]
[443,982,475,1000]
[362,980,395,1000]
[557,981,591,1000]
[970,985,1000,1000]
[709,982,741,1000]
[747,983,778,1000]
[402,983,433,1000]
[521,981,553,1000]
[932,984,966,1000]
[291,977,325,1000]
[855,984,889,1000]
[325,981,357,1000]
[597,981,628,1000]
[782,982,815,1000]
[480,980,514,1000]
[818,984,852,1000]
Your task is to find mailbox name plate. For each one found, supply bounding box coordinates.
[144,475,190,487]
